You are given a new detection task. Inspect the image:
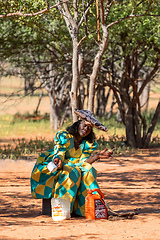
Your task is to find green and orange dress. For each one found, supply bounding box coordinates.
[30,130,100,216]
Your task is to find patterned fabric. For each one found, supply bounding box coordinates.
[30,130,99,216]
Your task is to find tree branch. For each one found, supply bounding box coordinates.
[143,99,160,148]
[0,0,69,18]
[138,56,160,97]
[28,47,51,92]
[107,12,160,30]
[104,0,116,21]
[78,34,87,48]
[73,0,78,21]
[107,0,160,30]
[78,0,95,28]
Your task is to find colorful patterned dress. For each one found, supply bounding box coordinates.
[30,130,100,216]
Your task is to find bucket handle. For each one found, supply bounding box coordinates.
[91,188,105,199]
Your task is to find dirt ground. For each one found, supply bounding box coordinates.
[0,148,160,240]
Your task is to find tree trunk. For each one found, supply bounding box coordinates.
[70,39,79,122]
[56,0,81,122]
[117,109,122,123]
[137,80,150,112]
[49,92,59,130]
[107,93,115,119]
[35,90,43,115]
[143,100,160,148]
[88,27,109,113]
[133,106,143,148]
[96,87,111,116]
[125,107,137,148]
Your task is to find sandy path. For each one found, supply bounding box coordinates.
[0,149,160,240]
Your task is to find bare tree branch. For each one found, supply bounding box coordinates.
[78,34,87,48]
[104,0,116,21]
[107,13,160,30]
[137,57,160,97]
[46,0,50,10]
[107,0,160,30]
[143,99,160,148]
[0,0,69,18]
[73,0,78,21]
[78,0,95,28]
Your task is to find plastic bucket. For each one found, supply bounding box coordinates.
[51,197,70,221]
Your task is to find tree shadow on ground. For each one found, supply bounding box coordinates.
[0,191,42,220]
[99,150,160,165]
[97,167,160,216]
[0,151,160,226]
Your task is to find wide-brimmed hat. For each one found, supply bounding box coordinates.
[74,109,108,132]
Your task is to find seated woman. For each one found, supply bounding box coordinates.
[30,110,110,217]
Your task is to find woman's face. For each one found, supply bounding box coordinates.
[78,121,92,138]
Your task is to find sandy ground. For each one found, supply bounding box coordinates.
[0,149,160,240]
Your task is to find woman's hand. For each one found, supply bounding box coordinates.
[97,148,113,160]
[85,148,113,164]
[53,158,63,169]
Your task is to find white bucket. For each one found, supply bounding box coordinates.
[51,197,70,221]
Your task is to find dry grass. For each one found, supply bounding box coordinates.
[0,75,160,116]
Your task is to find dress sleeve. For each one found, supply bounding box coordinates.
[52,130,71,162]
[79,140,98,162]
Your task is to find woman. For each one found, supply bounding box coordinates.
[31,114,110,217]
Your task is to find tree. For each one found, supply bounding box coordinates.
[56,0,96,121]
[0,2,73,129]
[0,0,160,147]
[87,0,160,112]
[100,12,160,148]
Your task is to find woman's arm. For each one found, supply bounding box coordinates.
[85,148,113,164]
[52,131,71,169]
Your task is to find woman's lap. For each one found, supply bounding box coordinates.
[31,161,99,216]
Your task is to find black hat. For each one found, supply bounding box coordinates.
[74,109,108,132]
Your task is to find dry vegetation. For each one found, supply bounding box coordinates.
[0,75,160,116]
